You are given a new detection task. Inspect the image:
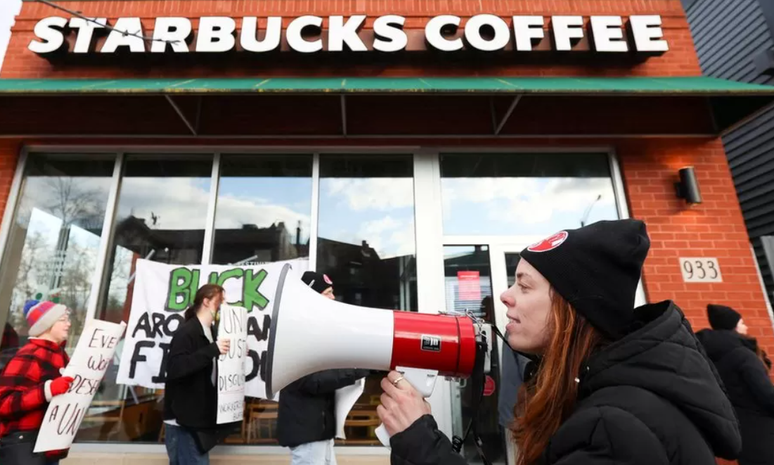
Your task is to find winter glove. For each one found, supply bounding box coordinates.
[50,376,74,397]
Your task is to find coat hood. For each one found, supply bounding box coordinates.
[696,328,757,361]
[579,300,741,459]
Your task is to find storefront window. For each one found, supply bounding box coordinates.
[82,155,214,444]
[211,154,312,265]
[0,154,115,369]
[441,153,619,235]
[211,154,313,445]
[317,154,417,445]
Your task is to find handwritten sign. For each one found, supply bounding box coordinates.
[217,305,248,424]
[116,258,307,399]
[34,319,127,452]
[679,257,722,283]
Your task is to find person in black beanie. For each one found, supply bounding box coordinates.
[697,304,774,465]
[377,219,741,465]
[276,271,369,465]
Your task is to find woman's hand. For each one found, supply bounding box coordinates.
[216,338,231,355]
[377,371,432,436]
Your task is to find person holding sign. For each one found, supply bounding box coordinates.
[164,284,230,465]
[277,272,370,465]
[0,300,73,465]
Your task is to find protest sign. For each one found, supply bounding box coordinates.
[116,258,307,399]
[217,304,248,424]
[35,319,127,453]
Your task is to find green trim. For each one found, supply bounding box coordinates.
[0,76,773,94]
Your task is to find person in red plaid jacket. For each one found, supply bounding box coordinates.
[0,300,74,465]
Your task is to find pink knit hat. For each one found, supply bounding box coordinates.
[23,300,68,337]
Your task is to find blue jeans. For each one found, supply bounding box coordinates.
[165,424,209,465]
[290,439,337,465]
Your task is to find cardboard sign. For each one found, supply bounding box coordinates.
[34,320,127,452]
[217,305,248,424]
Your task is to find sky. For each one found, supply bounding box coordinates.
[0,0,22,73]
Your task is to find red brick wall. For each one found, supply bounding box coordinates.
[2,0,699,78]
[620,138,774,358]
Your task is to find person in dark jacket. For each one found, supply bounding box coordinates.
[697,304,774,465]
[0,300,73,465]
[277,271,369,465]
[164,284,230,465]
[377,219,741,465]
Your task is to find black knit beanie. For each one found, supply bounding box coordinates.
[520,219,650,340]
[707,304,742,331]
[301,271,333,294]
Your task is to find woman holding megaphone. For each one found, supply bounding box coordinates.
[378,220,742,465]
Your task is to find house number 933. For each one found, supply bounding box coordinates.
[679,258,722,283]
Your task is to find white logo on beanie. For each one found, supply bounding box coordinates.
[527,231,569,253]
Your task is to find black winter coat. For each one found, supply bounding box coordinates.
[164,317,221,430]
[276,369,369,448]
[696,329,774,465]
[389,301,741,465]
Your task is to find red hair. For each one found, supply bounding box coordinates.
[512,291,607,465]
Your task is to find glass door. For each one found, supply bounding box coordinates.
[444,243,529,465]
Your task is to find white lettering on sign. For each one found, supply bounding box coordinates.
[629,15,669,53]
[680,258,722,283]
[590,16,628,52]
[552,16,585,51]
[373,15,408,52]
[286,16,324,53]
[151,17,193,53]
[28,16,68,54]
[197,17,237,53]
[241,17,282,53]
[69,18,107,54]
[512,16,544,51]
[425,15,463,52]
[27,14,670,56]
[329,15,368,52]
[102,17,146,53]
[465,15,511,52]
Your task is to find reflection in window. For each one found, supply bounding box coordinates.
[82,156,214,444]
[210,155,313,445]
[441,153,619,236]
[212,155,312,265]
[443,246,504,463]
[0,155,114,369]
[317,155,417,445]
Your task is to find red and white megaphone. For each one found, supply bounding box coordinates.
[265,264,491,446]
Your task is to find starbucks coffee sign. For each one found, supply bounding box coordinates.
[29,14,668,56]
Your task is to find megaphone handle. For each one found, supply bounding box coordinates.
[376,367,439,449]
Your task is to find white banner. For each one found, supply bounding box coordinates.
[116,258,307,399]
[35,319,127,453]
[217,304,248,424]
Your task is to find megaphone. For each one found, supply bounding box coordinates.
[265,264,491,445]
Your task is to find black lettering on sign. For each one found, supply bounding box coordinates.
[129,340,155,379]
[132,312,184,339]
[87,353,109,371]
[247,315,270,342]
[152,342,171,384]
[56,403,85,436]
[48,405,59,422]
[246,349,260,382]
